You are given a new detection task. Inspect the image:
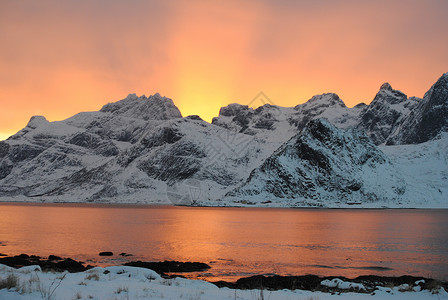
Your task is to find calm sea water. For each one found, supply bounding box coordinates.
[0,203,447,282]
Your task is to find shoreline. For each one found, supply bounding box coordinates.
[1,254,447,291]
[0,201,447,210]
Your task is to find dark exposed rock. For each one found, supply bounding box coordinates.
[235,275,322,291]
[68,132,101,149]
[0,142,9,158]
[99,251,114,256]
[254,118,275,130]
[218,103,251,117]
[0,254,89,273]
[9,144,44,163]
[185,115,203,121]
[68,132,119,157]
[141,127,183,148]
[295,141,331,171]
[357,82,415,145]
[51,258,86,273]
[96,140,119,156]
[119,253,133,257]
[213,104,255,133]
[48,255,62,261]
[213,274,448,293]
[0,160,13,180]
[138,141,204,183]
[123,261,210,274]
[387,73,448,144]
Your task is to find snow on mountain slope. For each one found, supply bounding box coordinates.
[221,119,407,207]
[0,93,183,199]
[47,116,270,204]
[380,133,448,208]
[0,112,277,204]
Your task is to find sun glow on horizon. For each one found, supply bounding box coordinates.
[0,133,11,141]
[1,1,447,136]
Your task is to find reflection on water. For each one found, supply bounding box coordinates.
[0,203,447,281]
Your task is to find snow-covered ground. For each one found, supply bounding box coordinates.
[0,264,447,300]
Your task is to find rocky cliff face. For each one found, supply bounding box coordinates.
[386,73,448,145]
[357,83,419,145]
[223,119,406,206]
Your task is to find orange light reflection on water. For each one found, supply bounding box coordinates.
[0,204,447,281]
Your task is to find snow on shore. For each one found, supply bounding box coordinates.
[0,264,447,300]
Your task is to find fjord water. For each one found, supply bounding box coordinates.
[0,204,447,282]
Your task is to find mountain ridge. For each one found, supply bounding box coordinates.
[0,73,447,208]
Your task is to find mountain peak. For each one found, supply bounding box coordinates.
[380,82,393,91]
[424,72,448,100]
[372,82,407,105]
[125,93,139,101]
[26,115,49,129]
[100,93,182,121]
[218,103,253,117]
[296,93,346,110]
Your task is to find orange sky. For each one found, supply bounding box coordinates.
[1,0,448,140]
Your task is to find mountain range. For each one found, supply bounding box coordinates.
[0,73,447,208]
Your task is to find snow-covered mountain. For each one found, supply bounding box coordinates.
[222,119,406,207]
[0,73,447,207]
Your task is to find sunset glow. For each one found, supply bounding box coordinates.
[1,0,448,139]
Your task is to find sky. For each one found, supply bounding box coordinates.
[1,0,448,140]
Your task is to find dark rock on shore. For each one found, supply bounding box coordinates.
[52,258,87,273]
[0,254,90,273]
[99,251,114,256]
[124,260,210,274]
[119,253,133,257]
[214,275,324,291]
[355,275,448,293]
[48,255,62,261]
[212,274,448,293]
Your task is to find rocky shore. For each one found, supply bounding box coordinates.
[0,253,447,295]
[214,274,448,294]
[0,254,209,278]
[0,254,90,273]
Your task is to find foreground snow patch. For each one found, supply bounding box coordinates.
[0,264,447,300]
[321,278,366,291]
